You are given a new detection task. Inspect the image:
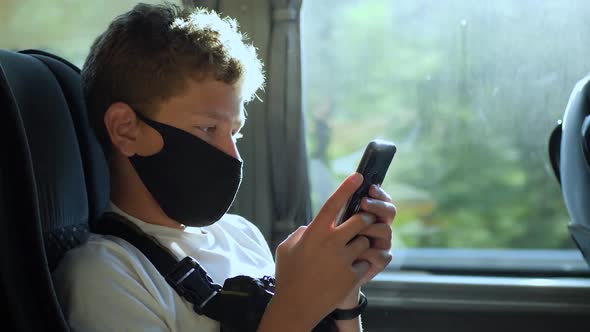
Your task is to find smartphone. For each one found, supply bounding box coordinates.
[334,139,397,226]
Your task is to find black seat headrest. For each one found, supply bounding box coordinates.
[0,49,110,331]
[0,49,110,266]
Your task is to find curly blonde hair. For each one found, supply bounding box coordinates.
[82,2,264,158]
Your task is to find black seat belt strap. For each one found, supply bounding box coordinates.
[91,212,222,315]
[92,212,338,332]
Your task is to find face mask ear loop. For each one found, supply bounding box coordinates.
[132,108,153,125]
[127,108,168,157]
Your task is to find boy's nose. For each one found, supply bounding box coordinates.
[218,137,241,161]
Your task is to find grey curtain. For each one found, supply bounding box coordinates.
[189,0,311,251]
[265,0,310,250]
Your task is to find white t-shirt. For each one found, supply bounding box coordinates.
[52,203,276,332]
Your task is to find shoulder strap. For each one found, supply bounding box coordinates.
[91,213,224,313]
[92,212,337,332]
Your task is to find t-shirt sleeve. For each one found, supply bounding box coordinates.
[236,215,275,263]
[253,224,274,262]
[53,241,172,332]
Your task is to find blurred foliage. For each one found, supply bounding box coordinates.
[0,0,179,67]
[1,0,586,249]
[302,0,590,249]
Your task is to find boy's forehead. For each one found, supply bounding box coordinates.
[159,77,243,123]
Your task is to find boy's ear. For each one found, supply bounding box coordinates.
[104,102,140,157]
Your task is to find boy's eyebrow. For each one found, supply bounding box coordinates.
[191,109,244,128]
[190,108,224,119]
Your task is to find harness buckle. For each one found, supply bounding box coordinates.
[165,256,222,314]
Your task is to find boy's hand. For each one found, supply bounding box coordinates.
[357,184,396,284]
[336,184,396,309]
[266,173,375,331]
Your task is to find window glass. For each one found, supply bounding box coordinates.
[0,0,181,67]
[302,0,590,250]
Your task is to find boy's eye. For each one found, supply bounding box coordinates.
[196,126,216,134]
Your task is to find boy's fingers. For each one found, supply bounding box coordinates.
[308,173,363,233]
[345,235,371,261]
[357,249,393,271]
[360,198,396,224]
[335,213,375,244]
[369,184,392,202]
[359,223,392,250]
[351,260,370,281]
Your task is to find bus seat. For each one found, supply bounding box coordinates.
[549,74,590,267]
[0,49,110,331]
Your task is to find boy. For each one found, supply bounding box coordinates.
[53,3,396,331]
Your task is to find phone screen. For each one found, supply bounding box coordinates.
[334,139,396,226]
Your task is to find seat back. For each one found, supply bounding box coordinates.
[0,49,110,331]
[549,74,590,267]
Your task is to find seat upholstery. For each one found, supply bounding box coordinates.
[0,49,110,331]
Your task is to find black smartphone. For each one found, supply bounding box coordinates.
[335,139,397,226]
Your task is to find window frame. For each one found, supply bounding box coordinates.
[361,248,590,312]
[388,248,590,277]
[364,270,590,313]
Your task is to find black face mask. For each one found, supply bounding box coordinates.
[129,111,242,227]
